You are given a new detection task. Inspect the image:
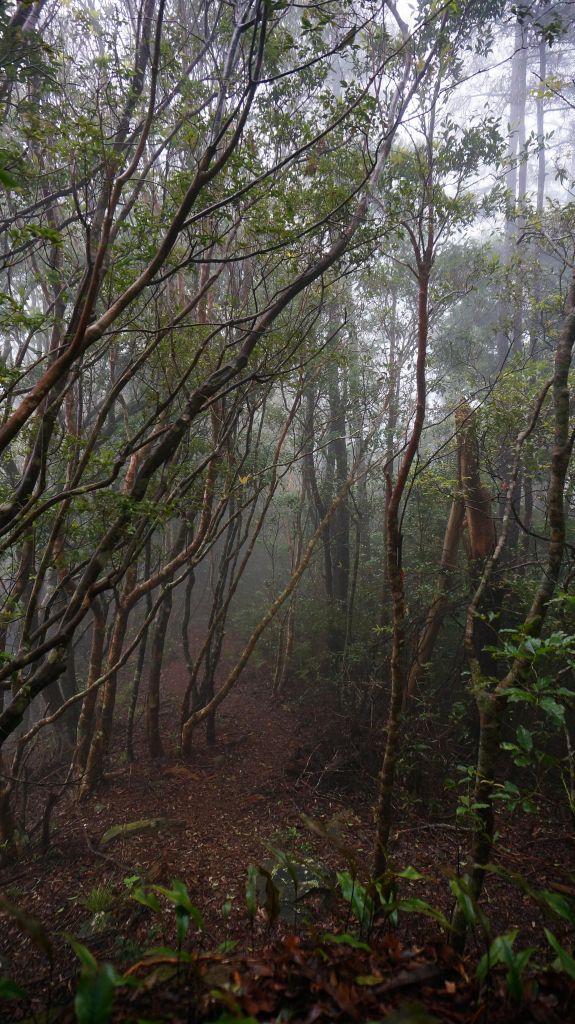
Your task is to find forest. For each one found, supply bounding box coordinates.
[1,0,575,1020]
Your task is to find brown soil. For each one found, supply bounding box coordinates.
[0,658,574,1021]
[1,664,366,994]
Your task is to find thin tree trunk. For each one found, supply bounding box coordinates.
[496,17,528,367]
[273,490,304,696]
[381,288,400,629]
[344,513,362,667]
[303,386,334,604]
[80,566,136,798]
[327,345,350,655]
[406,491,465,698]
[182,465,362,748]
[146,586,172,757]
[126,539,153,762]
[374,258,431,878]
[456,402,499,677]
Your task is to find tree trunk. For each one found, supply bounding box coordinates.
[327,347,350,655]
[456,402,499,676]
[80,567,135,798]
[126,540,153,762]
[303,386,334,606]
[146,586,172,758]
[374,259,430,878]
[451,280,575,950]
[406,491,465,698]
[74,599,107,775]
[496,16,528,368]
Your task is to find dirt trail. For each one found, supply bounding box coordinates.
[0,662,361,992]
[1,657,574,1005]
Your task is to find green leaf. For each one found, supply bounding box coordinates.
[448,875,492,938]
[0,896,53,961]
[149,881,204,934]
[540,890,575,926]
[216,939,238,954]
[394,898,450,929]
[0,167,18,189]
[153,880,192,913]
[515,947,536,975]
[448,879,476,927]
[476,929,534,1003]
[0,977,29,999]
[516,725,533,752]
[396,866,427,880]
[477,931,517,979]
[64,934,98,972]
[144,946,193,962]
[337,870,373,927]
[540,697,565,723]
[503,781,520,796]
[267,845,300,890]
[100,818,185,846]
[245,864,258,920]
[545,928,575,980]
[499,937,524,1004]
[74,963,117,1024]
[322,932,371,951]
[131,888,161,914]
[175,907,189,945]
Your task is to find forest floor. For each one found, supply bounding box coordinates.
[0,657,574,1021]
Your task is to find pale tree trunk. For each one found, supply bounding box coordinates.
[520,33,547,568]
[456,402,499,675]
[536,35,546,218]
[374,258,431,878]
[496,19,529,557]
[303,385,334,607]
[381,287,400,630]
[327,340,350,656]
[497,17,529,368]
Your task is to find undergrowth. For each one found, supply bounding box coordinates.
[1,818,574,1023]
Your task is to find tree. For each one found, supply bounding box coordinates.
[0,0,448,841]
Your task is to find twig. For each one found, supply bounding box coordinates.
[76,814,133,874]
